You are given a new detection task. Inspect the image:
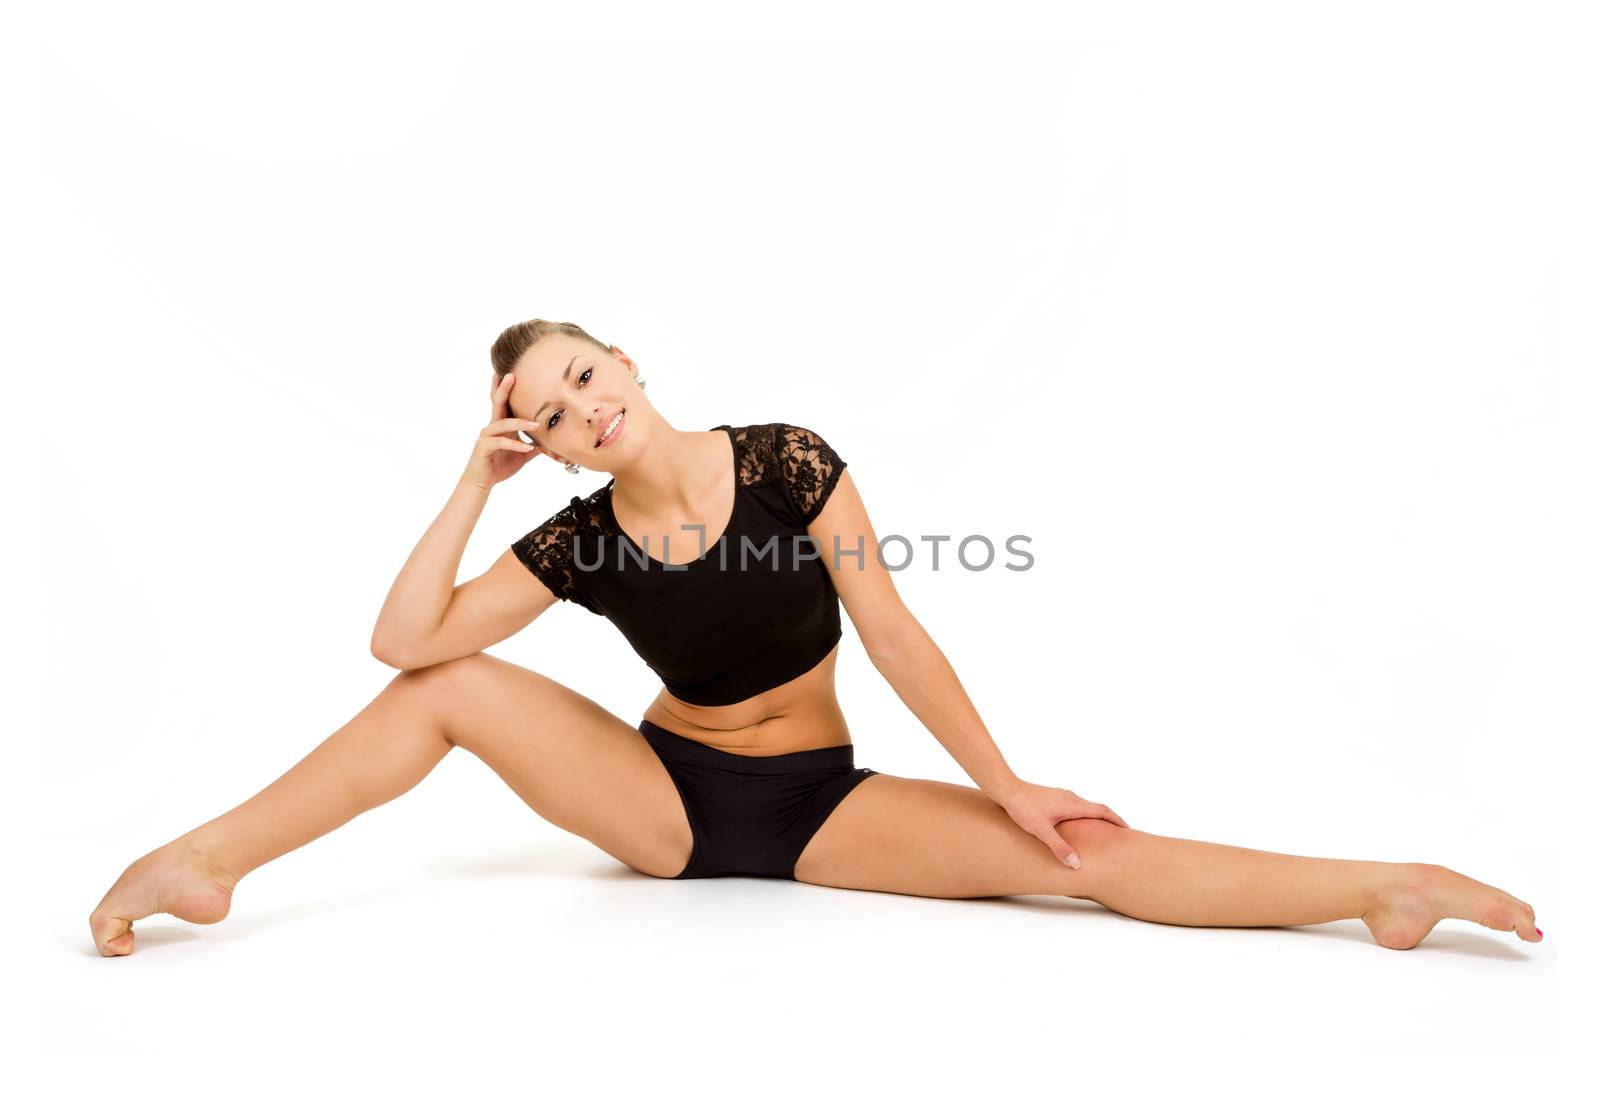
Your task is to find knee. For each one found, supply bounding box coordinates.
[1046,818,1135,896]
[386,652,499,710]
[394,651,495,683]
[1054,816,1133,856]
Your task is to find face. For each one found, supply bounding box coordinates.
[508,335,648,471]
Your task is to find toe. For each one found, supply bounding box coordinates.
[1475,894,1544,941]
[1475,896,1520,933]
[90,913,134,956]
[1506,896,1541,942]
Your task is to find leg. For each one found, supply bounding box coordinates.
[88,653,694,956]
[793,774,1542,949]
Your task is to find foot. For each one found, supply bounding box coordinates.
[88,842,240,956]
[1361,863,1542,950]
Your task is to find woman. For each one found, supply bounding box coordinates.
[89,320,1543,955]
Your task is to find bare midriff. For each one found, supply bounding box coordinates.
[639,642,851,756]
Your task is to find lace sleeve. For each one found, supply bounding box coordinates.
[510,499,604,615]
[776,424,848,525]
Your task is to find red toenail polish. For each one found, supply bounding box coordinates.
[1536,928,1543,937]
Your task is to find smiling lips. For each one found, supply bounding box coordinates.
[595,409,625,447]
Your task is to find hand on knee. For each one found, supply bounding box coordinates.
[1054,816,1131,863]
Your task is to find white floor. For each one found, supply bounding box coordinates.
[31,750,1565,1092]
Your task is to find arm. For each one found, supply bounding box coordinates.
[811,469,1128,868]
[374,370,586,670]
[808,469,1021,799]
[370,476,558,671]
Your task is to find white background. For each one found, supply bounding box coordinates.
[11,0,1594,1089]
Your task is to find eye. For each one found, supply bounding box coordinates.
[547,367,596,429]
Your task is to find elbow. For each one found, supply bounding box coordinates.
[369,639,409,670]
[370,633,424,671]
[862,613,921,663]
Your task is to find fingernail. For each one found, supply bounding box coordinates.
[1066,854,1081,869]
[1536,927,1543,938]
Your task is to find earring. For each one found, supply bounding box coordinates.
[636,373,647,389]
[564,461,580,474]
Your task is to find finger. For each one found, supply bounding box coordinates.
[493,436,536,453]
[491,373,514,419]
[482,416,535,438]
[1099,804,1130,828]
[1040,830,1082,870]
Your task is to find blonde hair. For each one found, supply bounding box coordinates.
[489,319,612,379]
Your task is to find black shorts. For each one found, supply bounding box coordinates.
[639,718,880,880]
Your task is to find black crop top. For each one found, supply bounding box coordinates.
[509,422,849,706]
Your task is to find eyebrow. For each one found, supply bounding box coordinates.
[530,356,581,425]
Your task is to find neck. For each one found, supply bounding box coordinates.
[610,420,722,515]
